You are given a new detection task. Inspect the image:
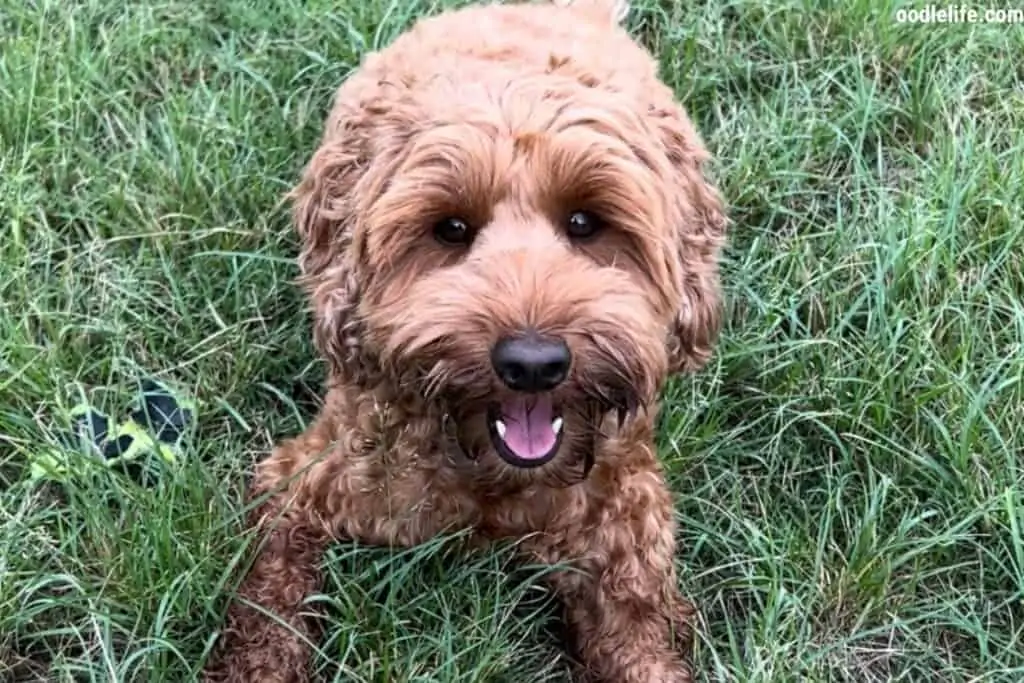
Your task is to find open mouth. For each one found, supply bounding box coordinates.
[486,393,564,468]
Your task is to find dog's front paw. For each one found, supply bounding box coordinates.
[648,659,694,683]
[620,654,693,683]
[578,653,692,683]
[203,624,311,683]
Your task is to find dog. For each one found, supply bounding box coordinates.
[203,0,726,680]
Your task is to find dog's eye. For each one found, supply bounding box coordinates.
[433,217,474,246]
[566,211,604,240]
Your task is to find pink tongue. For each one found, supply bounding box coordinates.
[498,394,556,460]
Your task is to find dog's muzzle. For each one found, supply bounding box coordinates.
[486,332,571,468]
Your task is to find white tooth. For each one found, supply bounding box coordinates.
[495,419,507,439]
[552,417,564,435]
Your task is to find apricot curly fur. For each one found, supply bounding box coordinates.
[204,1,727,681]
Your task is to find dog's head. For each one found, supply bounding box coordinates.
[291,3,726,489]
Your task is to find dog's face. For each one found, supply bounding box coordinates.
[292,53,725,490]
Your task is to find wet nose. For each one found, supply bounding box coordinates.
[490,334,572,393]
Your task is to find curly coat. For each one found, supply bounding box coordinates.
[203,1,727,681]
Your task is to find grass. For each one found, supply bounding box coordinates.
[1,0,1023,680]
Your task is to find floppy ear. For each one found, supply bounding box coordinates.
[291,79,423,386]
[290,130,374,385]
[651,102,729,375]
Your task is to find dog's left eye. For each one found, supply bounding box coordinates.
[566,211,604,240]
[433,217,475,246]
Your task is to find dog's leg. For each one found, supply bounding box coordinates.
[530,469,695,683]
[204,410,478,682]
[202,423,337,683]
[203,496,325,683]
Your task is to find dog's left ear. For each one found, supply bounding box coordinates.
[650,102,729,375]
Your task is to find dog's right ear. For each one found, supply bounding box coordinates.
[290,139,375,385]
[291,84,422,385]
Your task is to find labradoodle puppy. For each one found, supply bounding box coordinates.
[204,0,726,681]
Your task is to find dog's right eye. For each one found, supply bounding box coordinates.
[433,217,475,246]
[566,210,605,241]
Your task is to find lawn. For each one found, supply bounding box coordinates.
[2,0,1023,680]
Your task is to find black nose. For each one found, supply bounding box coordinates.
[491,334,571,393]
